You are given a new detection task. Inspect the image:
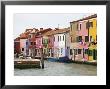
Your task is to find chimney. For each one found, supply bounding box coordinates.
[40,28,43,31]
[55,28,59,30]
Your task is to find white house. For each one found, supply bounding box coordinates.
[53,28,70,58]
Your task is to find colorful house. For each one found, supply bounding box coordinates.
[35,28,52,57]
[53,28,70,59]
[43,30,55,57]
[75,17,90,61]
[27,28,39,58]
[72,14,97,62]
[88,14,97,61]
[69,21,79,61]
[19,32,29,57]
[14,37,20,55]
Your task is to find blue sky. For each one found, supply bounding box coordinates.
[14,13,94,39]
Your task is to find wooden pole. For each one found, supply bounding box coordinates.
[41,48,44,69]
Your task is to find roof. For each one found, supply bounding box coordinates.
[36,28,52,37]
[70,14,97,23]
[43,27,70,36]
[19,33,28,39]
[14,37,20,41]
[25,28,39,34]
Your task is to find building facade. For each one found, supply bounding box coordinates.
[88,14,97,61]
[53,28,70,59]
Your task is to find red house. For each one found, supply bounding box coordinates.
[14,37,20,55]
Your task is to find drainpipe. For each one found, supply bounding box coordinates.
[87,20,90,61]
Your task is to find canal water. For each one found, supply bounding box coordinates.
[14,60,97,76]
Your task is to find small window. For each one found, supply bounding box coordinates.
[77,24,78,30]
[61,48,63,53]
[71,25,72,31]
[29,35,31,38]
[26,41,28,45]
[31,42,33,45]
[71,37,72,43]
[89,22,93,27]
[90,36,92,42]
[78,49,82,54]
[86,21,89,29]
[89,50,92,56]
[48,39,50,43]
[60,36,61,41]
[85,36,89,42]
[63,35,64,41]
[54,37,55,41]
[75,49,77,55]
[34,42,36,45]
[22,48,24,51]
[80,24,81,30]
[79,36,82,42]
[70,49,73,55]
[85,49,88,54]
[58,36,59,42]
[76,37,79,42]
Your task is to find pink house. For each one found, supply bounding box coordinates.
[76,20,89,61]
[35,28,52,57]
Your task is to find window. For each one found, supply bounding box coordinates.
[63,35,64,41]
[58,36,59,42]
[71,25,72,31]
[26,41,28,45]
[78,49,82,54]
[71,37,72,42]
[76,37,79,42]
[89,22,93,27]
[85,49,88,54]
[86,21,89,29]
[79,36,82,42]
[34,42,36,45]
[75,49,77,55]
[31,42,33,45]
[29,35,31,38]
[60,36,61,41]
[77,24,78,30]
[44,39,48,44]
[89,50,92,56]
[22,48,24,51]
[70,49,73,55]
[61,48,63,53]
[80,24,81,30]
[96,35,97,42]
[42,38,43,44]
[85,36,89,42]
[90,36,92,42]
[48,39,50,43]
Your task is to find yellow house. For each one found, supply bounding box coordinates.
[88,14,97,61]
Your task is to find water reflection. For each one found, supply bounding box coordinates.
[14,60,97,76]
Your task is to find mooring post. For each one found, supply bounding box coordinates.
[41,48,44,69]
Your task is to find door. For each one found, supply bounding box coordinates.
[93,49,97,60]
